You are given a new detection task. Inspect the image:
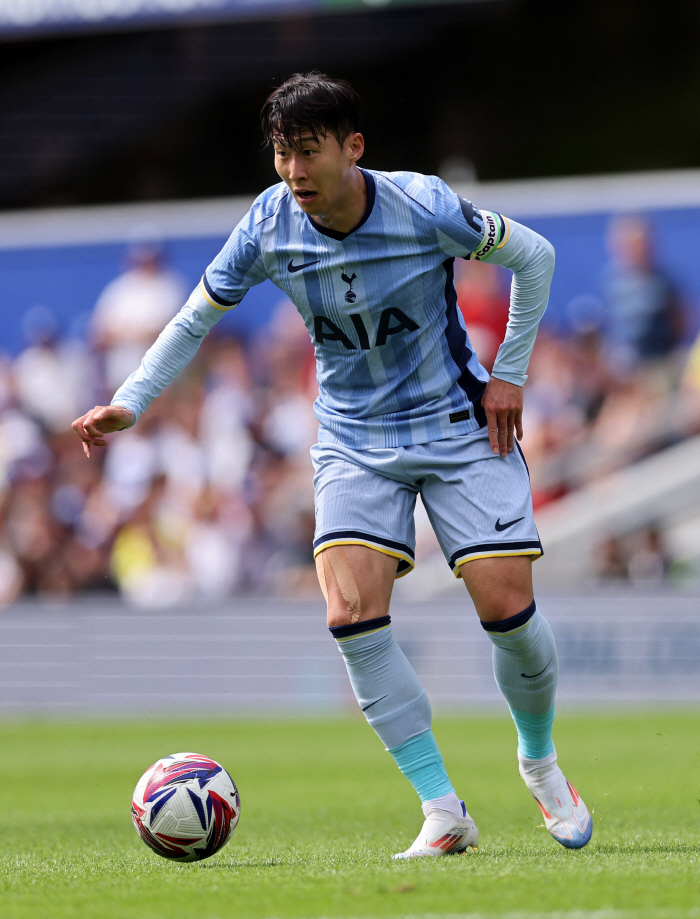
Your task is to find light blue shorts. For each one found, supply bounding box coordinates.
[311,428,542,579]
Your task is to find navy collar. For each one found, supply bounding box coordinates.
[306,168,375,241]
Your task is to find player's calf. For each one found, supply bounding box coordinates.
[321,545,475,844]
[475,590,592,849]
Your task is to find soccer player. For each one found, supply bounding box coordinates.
[73,73,592,856]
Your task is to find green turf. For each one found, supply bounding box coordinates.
[0,712,699,919]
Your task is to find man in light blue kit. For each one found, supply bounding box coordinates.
[73,72,592,855]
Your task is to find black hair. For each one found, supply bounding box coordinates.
[260,72,360,149]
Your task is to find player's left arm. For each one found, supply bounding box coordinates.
[473,213,555,457]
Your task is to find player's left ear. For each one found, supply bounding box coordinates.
[346,132,364,164]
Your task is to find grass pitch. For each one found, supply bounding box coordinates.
[0,712,698,919]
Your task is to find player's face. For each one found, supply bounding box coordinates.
[273,131,364,219]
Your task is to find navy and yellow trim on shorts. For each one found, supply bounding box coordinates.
[313,530,415,578]
[200,274,240,311]
[449,539,543,577]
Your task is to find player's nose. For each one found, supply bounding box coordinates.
[288,155,308,180]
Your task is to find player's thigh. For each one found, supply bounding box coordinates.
[311,442,418,628]
[418,432,540,620]
[317,544,398,627]
[460,554,534,623]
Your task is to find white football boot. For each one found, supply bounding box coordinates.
[519,753,592,849]
[392,800,478,859]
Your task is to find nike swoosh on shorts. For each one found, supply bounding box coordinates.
[494,516,525,532]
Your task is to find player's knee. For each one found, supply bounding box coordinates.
[317,547,362,626]
[325,594,390,627]
[317,546,390,627]
[326,602,357,628]
[461,555,534,622]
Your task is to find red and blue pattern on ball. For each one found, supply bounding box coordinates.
[143,754,222,802]
[131,799,204,859]
[132,754,240,861]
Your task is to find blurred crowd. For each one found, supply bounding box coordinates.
[519,215,700,509]
[0,240,320,606]
[1,215,700,605]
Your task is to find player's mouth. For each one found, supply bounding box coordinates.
[294,189,318,203]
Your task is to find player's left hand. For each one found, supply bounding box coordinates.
[482,377,523,458]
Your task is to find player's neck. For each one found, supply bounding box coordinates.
[311,166,367,235]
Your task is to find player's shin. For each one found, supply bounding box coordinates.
[483,601,592,848]
[482,601,558,760]
[330,616,461,816]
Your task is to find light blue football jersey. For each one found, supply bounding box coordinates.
[202,169,489,449]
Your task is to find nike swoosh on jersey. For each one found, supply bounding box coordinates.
[288,259,320,273]
[494,516,525,531]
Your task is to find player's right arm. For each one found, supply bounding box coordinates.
[72,202,269,456]
[72,404,136,458]
[474,212,555,456]
[431,179,555,457]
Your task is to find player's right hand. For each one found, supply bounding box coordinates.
[482,377,523,458]
[72,405,135,458]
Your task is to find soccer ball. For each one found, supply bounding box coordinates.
[131,752,240,862]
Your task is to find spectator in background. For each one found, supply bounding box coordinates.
[595,526,670,585]
[14,305,96,434]
[680,325,700,435]
[455,259,509,373]
[199,338,254,494]
[91,229,184,394]
[255,299,318,458]
[602,216,684,374]
[596,535,629,582]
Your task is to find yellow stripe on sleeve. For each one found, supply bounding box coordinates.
[199,279,235,311]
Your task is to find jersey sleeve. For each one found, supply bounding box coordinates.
[110,285,228,423]
[431,178,486,257]
[201,204,269,309]
[471,211,555,386]
[110,205,271,423]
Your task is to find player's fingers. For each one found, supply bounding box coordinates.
[71,418,86,440]
[515,408,524,442]
[74,419,106,447]
[486,410,500,454]
[83,441,91,459]
[506,412,515,454]
[497,412,509,458]
[72,418,97,445]
[84,420,106,440]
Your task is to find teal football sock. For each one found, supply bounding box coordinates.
[509,705,556,760]
[482,602,558,760]
[331,616,455,803]
[388,729,455,803]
